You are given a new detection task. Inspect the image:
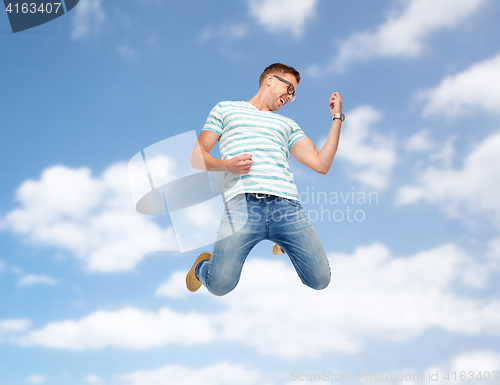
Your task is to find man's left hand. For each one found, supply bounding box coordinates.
[329,92,342,115]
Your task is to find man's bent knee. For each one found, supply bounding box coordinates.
[206,280,238,296]
[307,272,330,291]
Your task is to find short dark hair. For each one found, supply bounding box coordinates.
[259,63,300,87]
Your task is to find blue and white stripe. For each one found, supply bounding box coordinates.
[202,101,306,202]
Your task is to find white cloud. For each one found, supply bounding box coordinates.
[419,53,500,117]
[17,307,216,350]
[71,0,106,39]
[446,351,500,381]
[247,0,317,38]
[309,0,486,74]
[407,350,500,385]
[119,362,272,385]
[155,271,188,299]
[211,243,500,359]
[335,106,397,190]
[17,274,58,288]
[1,163,178,272]
[84,374,103,384]
[27,375,46,384]
[406,129,435,152]
[356,350,500,385]
[0,319,31,335]
[488,238,500,259]
[428,136,457,168]
[14,242,500,359]
[396,131,500,223]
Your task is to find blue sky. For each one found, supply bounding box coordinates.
[1,0,500,384]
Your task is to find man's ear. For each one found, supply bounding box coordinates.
[266,73,273,86]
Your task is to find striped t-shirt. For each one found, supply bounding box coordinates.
[202,101,306,202]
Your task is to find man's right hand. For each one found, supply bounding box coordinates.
[226,153,253,174]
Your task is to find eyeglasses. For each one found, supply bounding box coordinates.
[273,75,296,101]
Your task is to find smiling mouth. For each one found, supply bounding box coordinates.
[279,96,286,105]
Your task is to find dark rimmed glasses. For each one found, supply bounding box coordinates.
[273,75,296,101]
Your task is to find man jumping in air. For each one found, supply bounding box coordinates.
[186,63,344,296]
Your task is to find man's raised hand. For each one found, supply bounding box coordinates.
[329,92,342,115]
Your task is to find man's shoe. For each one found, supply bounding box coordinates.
[272,243,285,255]
[186,252,211,292]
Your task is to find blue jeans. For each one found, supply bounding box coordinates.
[196,193,331,296]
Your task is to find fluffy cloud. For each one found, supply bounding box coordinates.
[154,271,187,299]
[17,274,58,288]
[0,319,31,334]
[0,163,177,272]
[27,375,47,384]
[17,307,216,350]
[334,106,397,190]
[71,0,106,39]
[488,238,500,259]
[357,350,500,385]
[419,53,500,117]
[309,0,486,74]
[247,0,317,38]
[16,242,500,359]
[210,243,499,359]
[444,351,500,382]
[119,362,272,385]
[201,0,317,42]
[404,350,500,385]
[406,129,435,152]
[84,375,103,385]
[396,131,500,223]
[0,318,31,344]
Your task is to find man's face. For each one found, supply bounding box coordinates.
[267,73,297,111]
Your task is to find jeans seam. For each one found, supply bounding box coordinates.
[265,201,270,238]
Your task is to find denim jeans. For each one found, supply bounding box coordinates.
[196,193,331,296]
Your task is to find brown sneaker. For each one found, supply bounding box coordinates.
[272,243,285,255]
[186,252,211,292]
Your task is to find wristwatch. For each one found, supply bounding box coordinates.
[332,113,345,122]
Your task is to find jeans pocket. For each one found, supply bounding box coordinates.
[225,193,246,209]
[284,198,301,207]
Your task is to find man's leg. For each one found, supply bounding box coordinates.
[268,197,331,290]
[191,194,265,296]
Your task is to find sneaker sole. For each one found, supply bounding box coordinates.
[272,243,285,255]
[186,252,211,292]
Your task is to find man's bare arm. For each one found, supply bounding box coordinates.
[190,130,254,173]
[291,92,342,175]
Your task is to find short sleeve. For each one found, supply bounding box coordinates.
[202,103,224,137]
[288,120,306,153]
